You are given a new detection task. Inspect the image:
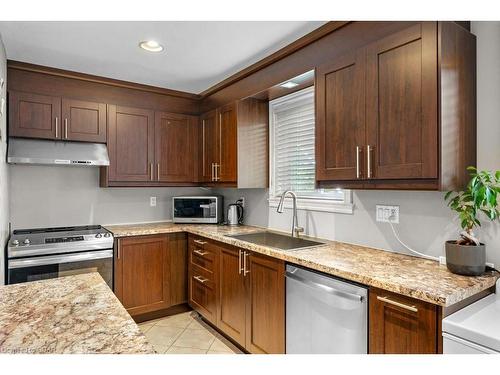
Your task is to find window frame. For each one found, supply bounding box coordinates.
[268,86,353,214]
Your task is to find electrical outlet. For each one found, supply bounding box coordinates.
[238,197,245,208]
[376,205,400,223]
[150,196,157,207]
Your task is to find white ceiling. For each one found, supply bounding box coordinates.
[0,21,325,94]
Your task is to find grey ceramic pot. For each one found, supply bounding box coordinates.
[445,240,486,276]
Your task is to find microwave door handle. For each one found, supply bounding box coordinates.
[8,250,113,269]
[199,204,211,209]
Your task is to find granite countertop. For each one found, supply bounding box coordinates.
[0,273,155,354]
[105,222,499,307]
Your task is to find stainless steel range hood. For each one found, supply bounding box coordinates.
[7,138,110,166]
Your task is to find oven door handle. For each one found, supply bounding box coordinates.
[8,250,113,269]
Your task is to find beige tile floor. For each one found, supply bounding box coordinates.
[139,311,242,354]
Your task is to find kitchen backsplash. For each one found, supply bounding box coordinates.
[8,165,207,229]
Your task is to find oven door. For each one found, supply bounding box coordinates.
[8,249,113,289]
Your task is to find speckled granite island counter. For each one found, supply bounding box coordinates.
[106,222,499,307]
[0,273,155,354]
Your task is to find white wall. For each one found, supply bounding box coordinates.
[241,22,500,268]
[9,166,207,228]
[0,35,8,285]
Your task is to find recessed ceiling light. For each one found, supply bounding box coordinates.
[139,40,164,52]
[280,81,299,89]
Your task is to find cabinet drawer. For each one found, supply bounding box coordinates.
[369,287,438,354]
[189,236,216,272]
[189,263,217,324]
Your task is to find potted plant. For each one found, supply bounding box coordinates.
[444,167,500,276]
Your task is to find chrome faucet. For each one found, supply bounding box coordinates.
[276,190,304,238]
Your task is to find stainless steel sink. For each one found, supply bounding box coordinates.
[226,231,325,250]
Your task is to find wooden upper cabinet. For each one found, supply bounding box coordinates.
[218,244,246,347]
[199,103,238,184]
[316,21,475,191]
[9,91,61,140]
[200,110,218,182]
[217,103,237,183]
[369,287,439,354]
[245,252,285,354]
[316,50,366,181]
[155,111,197,182]
[114,235,170,317]
[61,99,107,143]
[365,23,438,180]
[107,105,154,182]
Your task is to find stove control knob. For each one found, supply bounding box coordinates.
[23,238,31,245]
[104,232,111,237]
[95,233,102,238]
[11,239,19,246]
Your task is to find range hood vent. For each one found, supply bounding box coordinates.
[7,138,110,166]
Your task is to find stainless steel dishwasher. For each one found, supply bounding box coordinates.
[285,264,368,353]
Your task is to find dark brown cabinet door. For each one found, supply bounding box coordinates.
[217,103,237,183]
[200,110,217,182]
[107,105,154,182]
[9,91,61,140]
[114,235,170,317]
[316,50,366,181]
[366,23,438,180]
[155,111,196,182]
[245,252,285,354]
[218,245,246,347]
[369,288,438,354]
[61,98,107,143]
[168,233,188,306]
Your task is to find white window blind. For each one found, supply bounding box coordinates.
[270,86,345,202]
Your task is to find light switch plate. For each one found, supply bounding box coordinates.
[150,197,157,207]
[376,205,399,223]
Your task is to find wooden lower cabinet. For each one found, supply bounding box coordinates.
[114,234,187,318]
[244,252,285,354]
[369,287,440,354]
[218,244,246,347]
[188,236,219,324]
[188,235,285,354]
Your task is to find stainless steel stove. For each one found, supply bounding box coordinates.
[6,225,114,288]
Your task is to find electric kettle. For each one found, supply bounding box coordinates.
[227,203,244,225]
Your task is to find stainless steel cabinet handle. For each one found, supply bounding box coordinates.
[157,163,160,181]
[150,163,153,180]
[64,118,68,139]
[285,272,364,302]
[243,251,250,275]
[238,250,243,275]
[214,163,219,181]
[193,275,208,284]
[117,246,120,259]
[356,146,361,179]
[376,296,418,312]
[193,239,207,246]
[193,249,208,256]
[55,117,59,138]
[211,163,215,181]
[367,145,372,179]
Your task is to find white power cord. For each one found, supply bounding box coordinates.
[387,214,440,262]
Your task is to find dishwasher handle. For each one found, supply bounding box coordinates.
[285,271,365,303]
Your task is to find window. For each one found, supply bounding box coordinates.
[269,86,353,213]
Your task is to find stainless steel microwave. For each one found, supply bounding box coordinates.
[172,196,224,224]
